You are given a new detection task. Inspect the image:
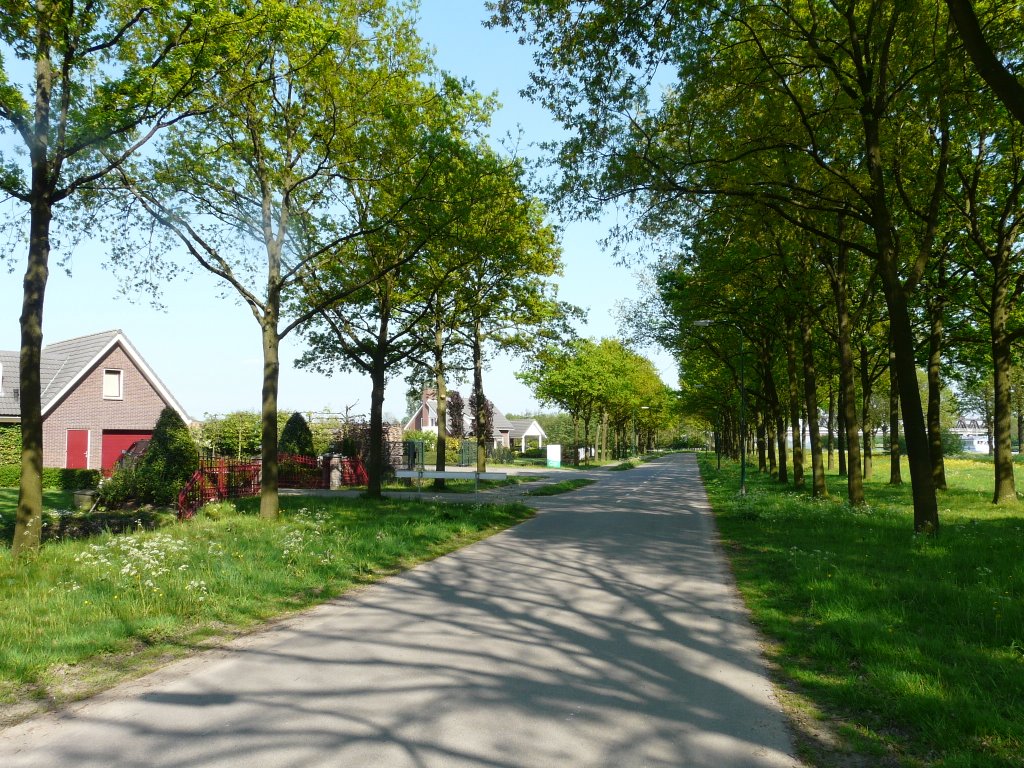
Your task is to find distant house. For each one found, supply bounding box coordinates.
[953,417,991,454]
[0,330,189,473]
[509,418,547,451]
[404,389,520,449]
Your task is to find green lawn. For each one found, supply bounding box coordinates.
[702,454,1024,767]
[0,494,533,726]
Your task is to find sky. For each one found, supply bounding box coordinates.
[0,0,677,424]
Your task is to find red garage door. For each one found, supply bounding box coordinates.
[101,430,153,475]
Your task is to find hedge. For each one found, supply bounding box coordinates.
[0,466,101,490]
[0,425,20,465]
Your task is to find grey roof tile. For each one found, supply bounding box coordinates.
[0,330,122,418]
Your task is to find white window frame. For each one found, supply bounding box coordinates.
[102,369,124,400]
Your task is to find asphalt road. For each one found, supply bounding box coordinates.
[0,453,802,767]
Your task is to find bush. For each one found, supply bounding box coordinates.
[403,429,437,453]
[488,446,514,464]
[45,468,101,490]
[521,447,546,459]
[100,407,199,508]
[280,412,316,457]
[96,467,150,508]
[0,425,20,465]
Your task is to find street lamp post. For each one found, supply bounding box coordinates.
[695,320,747,495]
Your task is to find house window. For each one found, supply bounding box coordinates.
[102,369,123,400]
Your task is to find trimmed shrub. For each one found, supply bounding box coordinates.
[403,429,438,454]
[0,465,17,486]
[46,468,101,490]
[0,425,21,465]
[99,407,198,508]
[0,465,99,489]
[280,412,316,457]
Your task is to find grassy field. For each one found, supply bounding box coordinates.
[701,454,1024,768]
[0,494,533,725]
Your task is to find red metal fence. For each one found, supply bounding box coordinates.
[177,454,366,520]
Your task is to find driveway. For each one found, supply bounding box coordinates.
[0,453,801,767]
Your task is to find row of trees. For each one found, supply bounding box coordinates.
[518,338,677,461]
[3,1,568,556]
[493,0,1024,532]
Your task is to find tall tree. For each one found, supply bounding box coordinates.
[115,0,441,517]
[0,0,236,555]
[449,155,568,471]
[493,0,957,532]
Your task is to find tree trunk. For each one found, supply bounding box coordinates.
[801,319,826,497]
[12,22,55,558]
[827,384,835,471]
[786,331,805,487]
[1018,403,1024,455]
[991,270,1017,503]
[765,361,787,483]
[863,105,939,532]
[834,265,864,504]
[837,386,847,477]
[926,293,948,490]
[259,315,280,519]
[885,279,939,530]
[433,323,448,491]
[860,343,873,480]
[757,410,767,473]
[889,333,902,485]
[766,410,777,477]
[827,256,860,501]
[472,319,487,472]
[12,196,52,557]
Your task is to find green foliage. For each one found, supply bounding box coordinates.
[488,446,514,465]
[96,467,149,509]
[279,412,316,457]
[200,411,262,459]
[100,407,198,508]
[0,467,99,490]
[404,430,437,454]
[0,426,20,465]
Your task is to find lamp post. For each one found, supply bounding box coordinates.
[695,320,747,495]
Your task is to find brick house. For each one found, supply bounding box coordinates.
[404,389,516,449]
[0,330,189,473]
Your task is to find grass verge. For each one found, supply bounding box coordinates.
[701,454,1024,768]
[383,475,544,493]
[524,478,595,496]
[0,494,533,725]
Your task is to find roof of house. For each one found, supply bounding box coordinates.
[508,418,547,440]
[405,396,515,439]
[0,329,189,422]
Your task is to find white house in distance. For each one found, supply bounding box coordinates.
[508,418,547,451]
[404,389,546,450]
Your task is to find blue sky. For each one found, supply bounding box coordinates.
[0,0,676,423]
